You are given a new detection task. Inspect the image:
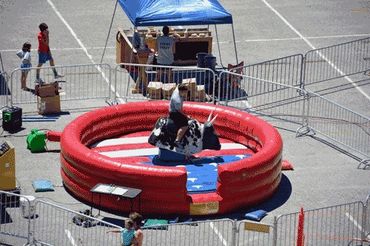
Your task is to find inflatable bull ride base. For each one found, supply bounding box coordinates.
[60,101,283,216]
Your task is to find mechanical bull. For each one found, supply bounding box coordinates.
[148,112,221,158]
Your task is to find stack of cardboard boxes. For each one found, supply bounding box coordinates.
[161,83,176,99]
[147,82,163,100]
[146,79,206,102]
[35,82,61,114]
[181,78,196,100]
[147,82,177,100]
[195,85,206,102]
[182,78,206,102]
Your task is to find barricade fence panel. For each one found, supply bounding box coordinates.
[113,63,141,102]
[0,71,9,109]
[304,37,370,86]
[2,190,370,245]
[303,202,364,246]
[218,71,306,125]
[242,54,304,88]
[142,219,234,246]
[33,199,122,246]
[236,220,274,246]
[366,196,370,240]
[9,63,112,107]
[305,91,370,158]
[0,191,33,245]
[274,212,299,246]
[217,71,369,159]
[276,202,365,246]
[113,63,216,103]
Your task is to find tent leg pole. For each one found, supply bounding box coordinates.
[231,23,239,64]
[214,25,224,68]
[100,0,119,64]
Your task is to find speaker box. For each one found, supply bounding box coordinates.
[2,106,22,132]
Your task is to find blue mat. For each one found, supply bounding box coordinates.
[146,154,251,193]
[245,209,267,221]
[32,179,55,192]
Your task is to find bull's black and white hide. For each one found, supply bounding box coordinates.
[148,114,221,156]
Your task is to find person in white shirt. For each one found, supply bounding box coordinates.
[156,26,175,65]
[156,26,180,82]
[16,42,32,91]
[169,84,189,147]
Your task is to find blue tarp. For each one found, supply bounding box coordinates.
[118,0,233,26]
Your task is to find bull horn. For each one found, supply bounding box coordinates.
[209,114,218,125]
[207,111,214,122]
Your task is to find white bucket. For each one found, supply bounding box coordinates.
[20,195,36,218]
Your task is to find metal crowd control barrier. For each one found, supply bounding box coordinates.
[242,54,304,88]
[365,195,370,242]
[217,71,307,125]
[2,189,370,245]
[0,191,34,245]
[0,190,123,245]
[113,63,216,104]
[217,70,370,161]
[276,202,365,246]
[274,211,301,246]
[236,220,275,246]
[142,219,235,246]
[304,37,370,86]
[300,90,370,161]
[32,199,122,246]
[0,71,10,109]
[9,63,112,110]
[216,38,369,161]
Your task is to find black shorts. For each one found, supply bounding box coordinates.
[169,111,188,128]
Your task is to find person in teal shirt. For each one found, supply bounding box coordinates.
[121,219,136,246]
[107,218,136,246]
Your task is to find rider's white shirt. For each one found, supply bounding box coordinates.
[169,87,183,113]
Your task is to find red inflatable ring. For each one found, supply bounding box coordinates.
[60,101,283,216]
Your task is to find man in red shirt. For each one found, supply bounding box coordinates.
[35,23,63,83]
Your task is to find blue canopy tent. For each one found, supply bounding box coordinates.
[114,0,239,64]
[117,0,232,26]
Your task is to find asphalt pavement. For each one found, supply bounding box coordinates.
[0,0,369,244]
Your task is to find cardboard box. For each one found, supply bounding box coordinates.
[195,85,206,102]
[182,78,197,100]
[161,83,176,99]
[182,78,196,90]
[37,95,61,115]
[147,81,163,99]
[35,82,59,97]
